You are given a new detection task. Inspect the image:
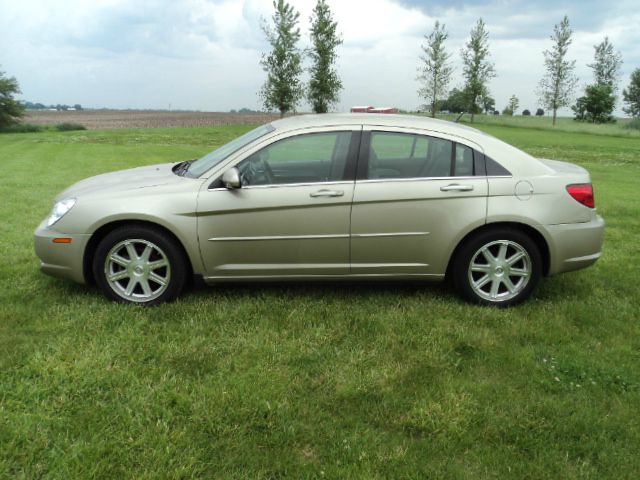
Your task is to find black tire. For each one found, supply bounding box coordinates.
[452,228,542,307]
[93,225,188,305]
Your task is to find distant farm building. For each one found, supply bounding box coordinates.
[350,106,399,114]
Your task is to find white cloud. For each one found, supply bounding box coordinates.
[0,0,637,115]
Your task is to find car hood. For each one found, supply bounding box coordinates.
[57,162,181,200]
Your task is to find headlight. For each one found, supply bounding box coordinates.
[46,198,76,227]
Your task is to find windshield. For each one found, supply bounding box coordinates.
[186,123,275,178]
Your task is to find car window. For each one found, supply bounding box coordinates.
[367,132,453,179]
[237,132,352,186]
[454,143,474,176]
[187,123,275,178]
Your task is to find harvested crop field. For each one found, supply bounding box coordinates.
[25,109,282,129]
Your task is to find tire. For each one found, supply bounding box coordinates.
[93,225,187,305]
[452,228,542,307]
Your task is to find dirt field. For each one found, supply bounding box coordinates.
[25,110,283,129]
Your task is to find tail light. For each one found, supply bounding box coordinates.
[566,183,595,208]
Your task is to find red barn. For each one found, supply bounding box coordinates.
[350,106,374,113]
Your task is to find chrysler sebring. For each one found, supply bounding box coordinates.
[34,114,604,306]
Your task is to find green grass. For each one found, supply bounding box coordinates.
[1,123,639,478]
[430,112,640,139]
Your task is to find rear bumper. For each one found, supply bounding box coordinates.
[34,223,91,284]
[545,214,605,275]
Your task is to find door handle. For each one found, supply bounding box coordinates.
[440,184,474,192]
[310,189,344,198]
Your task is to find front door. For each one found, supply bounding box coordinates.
[197,128,360,279]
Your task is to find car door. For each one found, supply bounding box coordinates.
[350,127,489,276]
[197,127,361,279]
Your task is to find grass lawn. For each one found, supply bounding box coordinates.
[0,121,639,479]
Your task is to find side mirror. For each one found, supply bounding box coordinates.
[221,167,241,189]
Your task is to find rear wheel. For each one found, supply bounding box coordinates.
[452,228,542,306]
[93,226,187,305]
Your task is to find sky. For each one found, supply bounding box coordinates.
[1,0,638,115]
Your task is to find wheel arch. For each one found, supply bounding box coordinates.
[445,221,551,279]
[83,219,194,285]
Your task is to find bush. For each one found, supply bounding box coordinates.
[55,123,87,132]
[0,123,44,133]
[522,109,531,116]
[493,110,499,115]
[535,108,544,116]
[624,118,640,130]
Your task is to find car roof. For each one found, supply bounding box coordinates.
[271,113,486,139]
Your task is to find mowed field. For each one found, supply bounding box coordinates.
[0,116,639,478]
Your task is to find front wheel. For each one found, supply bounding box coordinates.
[452,228,542,307]
[93,226,187,305]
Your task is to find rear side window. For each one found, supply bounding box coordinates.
[365,132,481,179]
[367,132,452,179]
[454,144,474,176]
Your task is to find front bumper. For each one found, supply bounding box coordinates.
[34,223,92,284]
[545,214,605,275]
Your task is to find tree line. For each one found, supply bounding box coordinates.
[418,15,639,125]
[2,6,640,128]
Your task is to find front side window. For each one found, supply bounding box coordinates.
[237,131,352,186]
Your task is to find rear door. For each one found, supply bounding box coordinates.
[350,127,489,276]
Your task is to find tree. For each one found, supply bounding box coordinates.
[535,108,545,116]
[260,0,303,117]
[537,16,578,126]
[506,94,519,115]
[461,18,495,122]
[588,37,622,92]
[572,84,615,123]
[440,88,468,114]
[417,21,453,118]
[307,0,342,113]
[573,37,622,123]
[623,68,640,117]
[0,68,25,128]
[481,94,495,114]
[522,109,531,116]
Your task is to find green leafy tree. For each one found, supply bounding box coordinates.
[572,84,615,123]
[623,68,640,117]
[588,37,622,92]
[535,108,545,116]
[461,18,495,122]
[307,0,342,113]
[440,88,468,114]
[0,68,25,128]
[573,37,622,123]
[504,94,519,116]
[537,16,578,126]
[481,94,495,114]
[417,21,453,118]
[260,0,303,117]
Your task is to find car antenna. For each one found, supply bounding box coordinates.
[455,112,466,123]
